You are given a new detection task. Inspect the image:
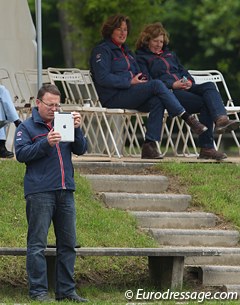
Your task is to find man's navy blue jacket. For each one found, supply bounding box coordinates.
[15,107,87,197]
[90,39,141,105]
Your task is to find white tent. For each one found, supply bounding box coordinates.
[0,0,38,149]
[0,0,37,99]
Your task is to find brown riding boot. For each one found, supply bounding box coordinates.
[198,148,227,161]
[185,115,208,135]
[141,141,163,159]
[214,115,240,134]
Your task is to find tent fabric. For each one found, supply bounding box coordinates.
[0,0,37,99]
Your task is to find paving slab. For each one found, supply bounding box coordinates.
[131,211,217,228]
[73,155,240,164]
[83,174,169,193]
[149,229,240,247]
[74,161,155,172]
[102,193,190,211]
[186,247,240,266]
[198,265,240,286]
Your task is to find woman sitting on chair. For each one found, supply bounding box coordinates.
[135,22,240,160]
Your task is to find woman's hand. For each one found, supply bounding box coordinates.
[131,73,148,85]
[172,79,192,90]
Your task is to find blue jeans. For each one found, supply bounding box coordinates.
[0,85,19,140]
[26,190,77,298]
[173,82,227,148]
[104,80,185,141]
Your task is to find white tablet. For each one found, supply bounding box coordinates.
[54,112,74,142]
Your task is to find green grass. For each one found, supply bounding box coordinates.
[1,159,240,304]
[155,162,240,230]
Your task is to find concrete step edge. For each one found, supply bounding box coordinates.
[82,174,168,181]
[130,211,217,218]
[161,246,240,253]
[149,229,239,246]
[222,284,240,289]
[102,193,191,211]
[187,265,240,286]
[201,265,240,272]
[103,193,191,199]
[75,161,155,170]
[149,229,240,236]
[84,175,169,193]
[185,252,240,266]
[132,211,218,229]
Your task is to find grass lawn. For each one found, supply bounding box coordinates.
[156,162,240,230]
[0,159,240,304]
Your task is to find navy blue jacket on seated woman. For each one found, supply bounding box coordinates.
[136,46,195,89]
[90,39,140,105]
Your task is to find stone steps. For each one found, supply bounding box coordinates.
[194,265,240,286]
[148,228,240,247]
[75,161,155,173]
[80,169,240,294]
[179,247,240,266]
[185,248,240,266]
[130,211,217,228]
[83,174,168,193]
[102,193,191,211]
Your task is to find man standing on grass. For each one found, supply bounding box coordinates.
[14,84,88,303]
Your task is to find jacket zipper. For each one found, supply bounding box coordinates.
[121,48,134,78]
[56,143,66,189]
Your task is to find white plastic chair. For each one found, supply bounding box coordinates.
[48,67,200,158]
[76,70,179,158]
[14,69,50,106]
[47,67,122,158]
[189,69,240,154]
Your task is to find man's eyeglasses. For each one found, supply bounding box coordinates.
[38,98,61,109]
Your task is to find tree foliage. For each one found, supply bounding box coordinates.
[192,0,240,99]
[58,0,163,69]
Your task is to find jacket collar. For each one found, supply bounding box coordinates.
[32,107,50,125]
[136,46,167,56]
[104,39,130,53]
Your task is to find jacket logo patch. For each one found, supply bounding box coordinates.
[96,53,101,62]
